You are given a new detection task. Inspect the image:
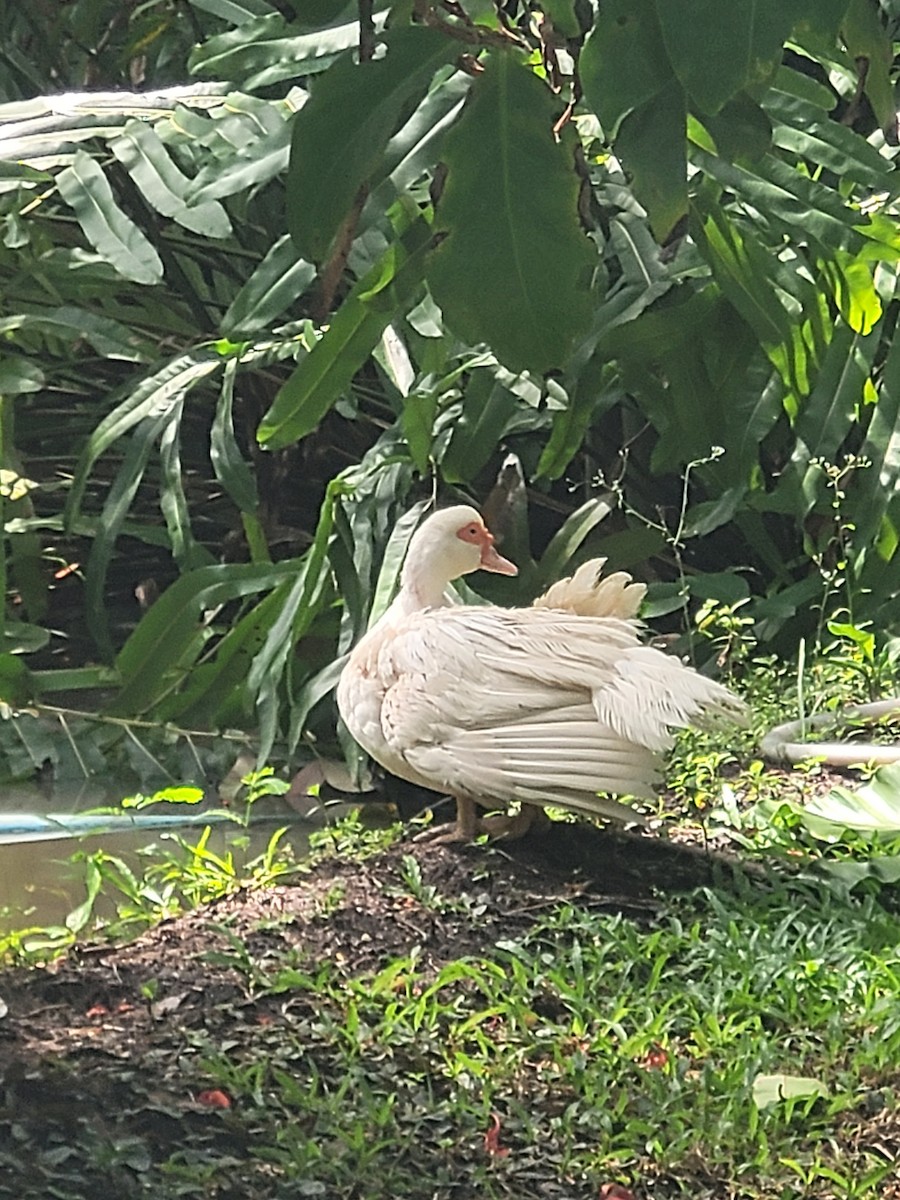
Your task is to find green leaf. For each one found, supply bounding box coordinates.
[0,653,33,707]
[765,90,891,190]
[211,360,260,517]
[110,561,297,715]
[158,585,287,726]
[250,483,342,760]
[110,120,232,239]
[190,0,276,21]
[655,0,797,115]
[701,92,772,162]
[787,318,880,510]
[825,251,882,336]
[83,410,177,659]
[426,52,595,374]
[65,353,224,523]
[841,0,895,132]
[221,236,316,335]
[66,858,103,934]
[288,654,348,748]
[441,373,518,484]
[287,25,458,263]
[537,363,622,481]
[0,307,153,362]
[694,147,859,256]
[188,14,362,86]
[804,763,900,833]
[159,400,215,572]
[0,357,44,395]
[366,499,432,628]
[187,119,292,203]
[580,0,675,138]
[536,496,616,586]
[258,214,431,449]
[852,315,900,557]
[56,151,163,285]
[693,198,801,387]
[581,7,688,240]
[401,389,438,473]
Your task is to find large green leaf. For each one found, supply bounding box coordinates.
[188,13,363,86]
[56,150,163,284]
[287,25,458,264]
[804,763,900,833]
[580,0,675,138]
[841,0,895,132]
[426,52,595,375]
[581,6,688,238]
[655,0,801,116]
[258,213,431,449]
[109,561,297,716]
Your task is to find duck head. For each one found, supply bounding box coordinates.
[400,505,518,607]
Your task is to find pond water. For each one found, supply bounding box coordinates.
[0,783,316,935]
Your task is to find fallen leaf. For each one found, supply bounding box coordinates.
[752,1072,829,1109]
[150,992,188,1019]
[639,1044,668,1070]
[196,1088,232,1109]
[483,1111,510,1157]
[599,1184,636,1200]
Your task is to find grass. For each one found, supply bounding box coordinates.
[171,871,899,1198]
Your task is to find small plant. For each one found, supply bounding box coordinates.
[307,810,404,864]
[694,596,758,674]
[824,616,900,702]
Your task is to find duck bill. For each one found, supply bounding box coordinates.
[480,543,518,576]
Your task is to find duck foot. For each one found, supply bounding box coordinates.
[480,804,547,840]
[412,799,547,844]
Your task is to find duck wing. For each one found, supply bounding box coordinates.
[375,606,742,820]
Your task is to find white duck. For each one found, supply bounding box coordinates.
[336,505,744,841]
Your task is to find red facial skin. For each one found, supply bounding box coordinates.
[456,519,518,576]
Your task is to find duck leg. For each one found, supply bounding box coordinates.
[413,795,479,843]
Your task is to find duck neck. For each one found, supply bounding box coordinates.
[398,557,453,613]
